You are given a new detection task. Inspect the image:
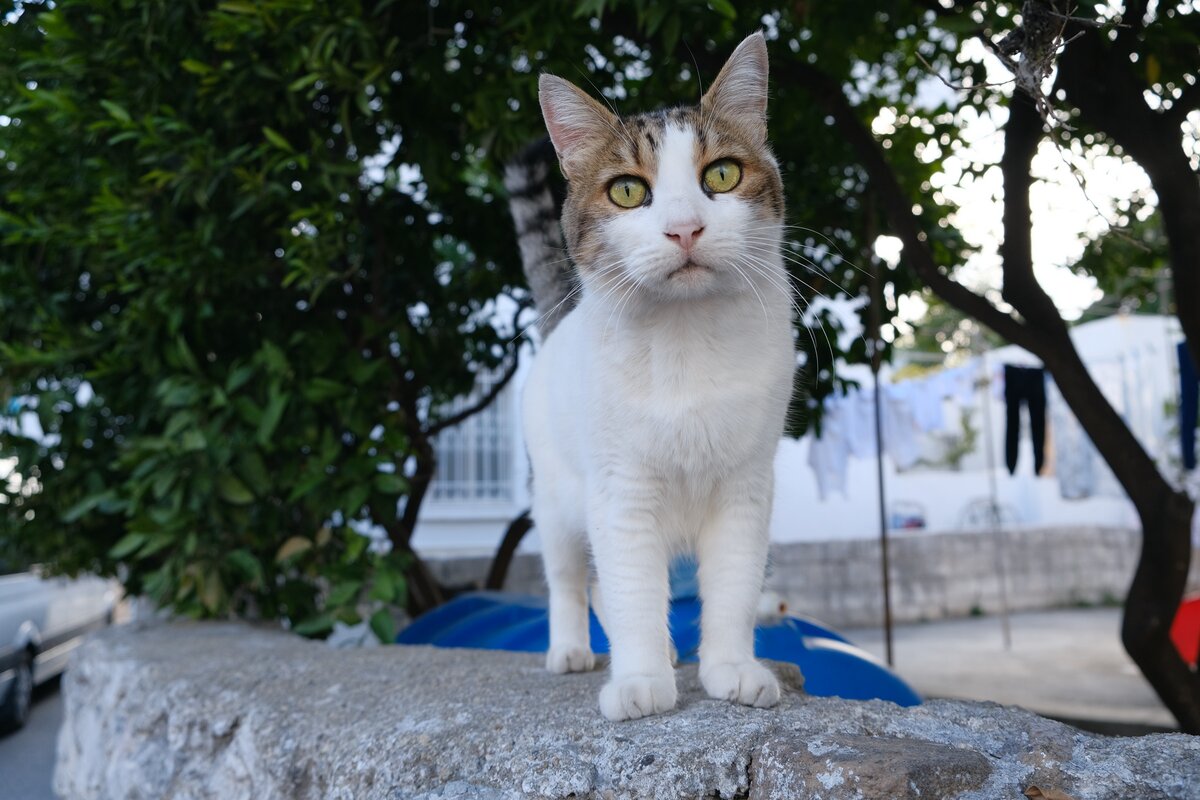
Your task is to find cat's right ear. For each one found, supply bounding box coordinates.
[539,74,617,180]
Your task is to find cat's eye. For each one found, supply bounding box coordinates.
[703,159,742,193]
[608,176,649,209]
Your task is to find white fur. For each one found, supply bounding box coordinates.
[523,113,794,720]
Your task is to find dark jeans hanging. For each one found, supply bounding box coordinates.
[1181,341,1198,471]
[1005,365,1046,475]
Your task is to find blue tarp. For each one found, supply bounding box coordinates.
[399,591,921,706]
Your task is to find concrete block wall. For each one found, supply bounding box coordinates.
[426,526,1200,630]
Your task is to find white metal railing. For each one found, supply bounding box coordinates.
[428,369,516,505]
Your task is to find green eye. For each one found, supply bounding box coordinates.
[608,176,649,208]
[703,159,742,193]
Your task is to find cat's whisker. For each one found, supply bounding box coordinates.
[509,260,626,345]
[740,240,861,300]
[736,254,838,371]
[742,249,874,357]
[740,225,875,278]
[601,271,643,339]
[726,259,770,324]
[732,256,814,337]
[737,242,840,297]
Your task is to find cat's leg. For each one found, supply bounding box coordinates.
[696,473,781,708]
[590,484,677,721]
[592,576,673,665]
[539,505,595,674]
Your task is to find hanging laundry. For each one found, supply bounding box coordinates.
[1004,364,1046,475]
[1047,383,1095,499]
[1046,382,1125,500]
[842,389,877,460]
[888,378,945,434]
[807,397,851,500]
[1180,341,1198,471]
[882,388,923,469]
[941,364,980,409]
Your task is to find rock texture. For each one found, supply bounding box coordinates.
[55,623,1199,800]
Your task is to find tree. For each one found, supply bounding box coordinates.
[779,1,1200,729]
[0,0,532,634]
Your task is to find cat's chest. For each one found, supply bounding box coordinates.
[592,327,789,465]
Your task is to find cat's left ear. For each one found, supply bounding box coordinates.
[702,32,769,143]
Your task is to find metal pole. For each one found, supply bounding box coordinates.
[871,360,895,666]
[863,189,894,667]
[978,348,1012,650]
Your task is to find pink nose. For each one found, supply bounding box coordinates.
[664,222,704,252]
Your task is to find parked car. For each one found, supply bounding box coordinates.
[0,566,118,732]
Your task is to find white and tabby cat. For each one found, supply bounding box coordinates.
[506,32,794,721]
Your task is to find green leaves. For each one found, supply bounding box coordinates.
[0,0,1000,637]
[109,532,149,559]
[217,473,255,505]
[261,126,294,153]
[98,99,131,124]
[369,609,396,644]
[707,0,736,20]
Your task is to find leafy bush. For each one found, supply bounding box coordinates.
[0,0,524,636]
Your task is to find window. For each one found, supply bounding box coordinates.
[428,369,515,505]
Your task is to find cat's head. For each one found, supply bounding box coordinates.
[539,32,784,303]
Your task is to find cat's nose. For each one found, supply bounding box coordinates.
[664,222,704,252]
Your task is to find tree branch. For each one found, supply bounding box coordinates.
[485,509,532,591]
[1057,27,1200,373]
[426,353,520,437]
[785,59,1039,352]
[998,90,1070,336]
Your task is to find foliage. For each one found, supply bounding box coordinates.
[1,0,1194,641]
[0,0,529,633]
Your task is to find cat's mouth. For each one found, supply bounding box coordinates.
[667,261,713,280]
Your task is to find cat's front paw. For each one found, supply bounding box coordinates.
[701,660,781,708]
[546,644,595,674]
[598,673,677,721]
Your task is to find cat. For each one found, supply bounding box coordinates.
[505,32,794,722]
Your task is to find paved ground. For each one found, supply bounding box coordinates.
[844,606,1177,731]
[0,677,63,800]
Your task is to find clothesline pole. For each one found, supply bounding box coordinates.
[871,361,895,667]
[864,189,895,668]
[979,349,1013,651]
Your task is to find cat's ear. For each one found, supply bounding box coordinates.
[539,74,618,180]
[702,32,769,143]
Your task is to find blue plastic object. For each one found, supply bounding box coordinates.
[398,591,921,706]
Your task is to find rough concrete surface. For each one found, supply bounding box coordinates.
[55,623,1200,800]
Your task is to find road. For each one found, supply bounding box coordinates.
[0,678,63,800]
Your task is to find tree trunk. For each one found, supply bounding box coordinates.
[999,92,1200,732]
[485,509,533,591]
[788,57,1200,732]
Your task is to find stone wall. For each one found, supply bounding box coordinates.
[55,623,1198,799]
[428,526,1200,629]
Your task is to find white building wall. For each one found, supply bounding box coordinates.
[414,313,1193,558]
